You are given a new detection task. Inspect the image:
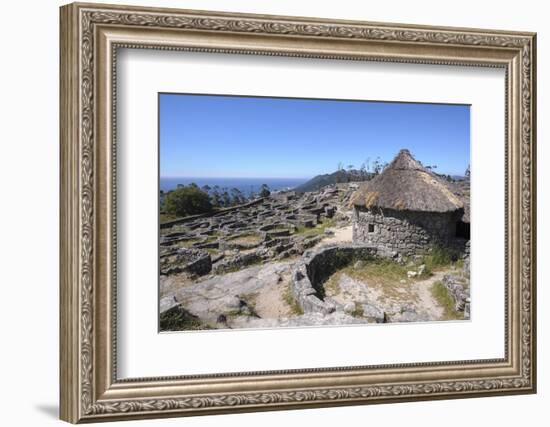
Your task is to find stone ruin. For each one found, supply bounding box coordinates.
[290,243,470,324]
[442,240,471,319]
[160,247,212,276]
[351,150,470,257]
[352,208,466,256]
[159,181,471,329]
[159,184,356,278]
[291,245,379,315]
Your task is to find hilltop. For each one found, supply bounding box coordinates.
[294,169,373,193]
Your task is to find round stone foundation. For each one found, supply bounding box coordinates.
[291,244,378,314]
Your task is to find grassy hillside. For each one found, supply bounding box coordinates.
[295,169,372,193]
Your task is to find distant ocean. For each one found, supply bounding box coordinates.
[160,177,308,196]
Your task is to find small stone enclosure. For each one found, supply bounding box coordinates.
[292,245,378,315]
[351,149,469,255]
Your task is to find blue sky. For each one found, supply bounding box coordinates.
[159,93,470,179]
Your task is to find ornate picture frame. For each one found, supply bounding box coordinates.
[60,2,536,423]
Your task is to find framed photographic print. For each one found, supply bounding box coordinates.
[60,2,537,423]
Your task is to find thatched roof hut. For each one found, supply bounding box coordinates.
[446,180,470,223]
[351,149,463,213]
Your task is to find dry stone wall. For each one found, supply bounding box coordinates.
[353,206,462,255]
[291,244,378,314]
[160,185,355,277]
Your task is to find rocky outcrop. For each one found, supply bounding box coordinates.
[212,251,263,274]
[361,303,385,323]
[160,247,212,276]
[160,261,293,324]
[229,311,368,329]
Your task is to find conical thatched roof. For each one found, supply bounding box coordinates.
[446,180,470,222]
[351,149,463,213]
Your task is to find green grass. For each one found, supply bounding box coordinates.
[422,245,457,274]
[226,293,260,318]
[159,207,223,224]
[160,213,178,223]
[205,232,221,243]
[159,305,214,331]
[270,227,293,234]
[322,258,413,302]
[346,258,410,285]
[323,273,342,296]
[323,246,460,291]
[430,281,463,320]
[229,233,263,246]
[295,217,336,237]
[240,292,258,312]
[282,284,304,316]
[219,257,264,274]
[219,265,244,274]
[350,302,363,318]
[175,238,201,248]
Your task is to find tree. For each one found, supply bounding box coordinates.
[373,157,382,175]
[359,162,366,177]
[210,185,221,207]
[259,183,271,198]
[230,187,245,205]
[221,189,231,207]
[365,157,371,173]
[360,157,373,180]
[336,162,344,183]
[164,185,212,217]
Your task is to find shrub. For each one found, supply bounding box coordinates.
[160,305,211,331]
[164,185,213,217]
[430,281,462,320]
[422,245,457,272]
[283,284,304,316]
[259,183,271,198]
[350,302,364,318]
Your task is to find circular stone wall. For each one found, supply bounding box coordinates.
[291,245,378,314]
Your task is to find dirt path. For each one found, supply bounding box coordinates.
[322,225,353,245]
[408,271,447,320]
[253,270,293,319]
[325,268,451,321]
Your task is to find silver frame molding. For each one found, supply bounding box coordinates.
[60,2,537,423]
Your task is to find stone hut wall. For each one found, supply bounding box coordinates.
[352,206,461,255]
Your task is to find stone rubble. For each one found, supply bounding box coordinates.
[160,185,355,278]
[159,183,471,330]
